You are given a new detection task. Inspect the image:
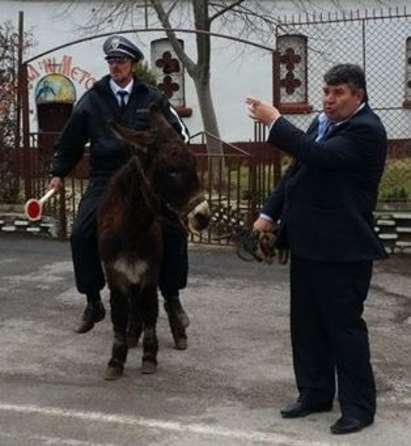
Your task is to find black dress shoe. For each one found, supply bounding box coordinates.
[75,301,106,334]
[330,416,373,435]
[280,401,333,418]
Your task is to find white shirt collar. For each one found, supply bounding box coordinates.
[109,78,134,96]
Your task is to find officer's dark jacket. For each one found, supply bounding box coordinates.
[262,104,387,262]
[50,75,189,178]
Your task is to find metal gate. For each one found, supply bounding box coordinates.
[12,7,411,242]
[15,17,279,240]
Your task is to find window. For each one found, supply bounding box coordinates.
[404,37,411,108]
[274,34,312,113]
[151,38,192,117]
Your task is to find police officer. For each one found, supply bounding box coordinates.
[47,35,191,348]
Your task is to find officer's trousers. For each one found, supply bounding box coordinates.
[70,177,188,299]
[289,255,376,422]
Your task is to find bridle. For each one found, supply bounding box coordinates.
[130,151,206,234]
[213,223,285,264]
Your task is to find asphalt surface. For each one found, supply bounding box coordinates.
[0,234,410,446]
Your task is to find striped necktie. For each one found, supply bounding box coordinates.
[316,119,335,142]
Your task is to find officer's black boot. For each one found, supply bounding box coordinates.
[75,297,106,334]
[164,297,189,350]
[165,297,190,328]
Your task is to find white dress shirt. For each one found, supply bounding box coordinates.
[108,77,190,144]
[109,78,134,106]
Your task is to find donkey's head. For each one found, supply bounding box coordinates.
[110,105,209,233]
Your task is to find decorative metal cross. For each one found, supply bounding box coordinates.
[158,75,180,98]
[155,51,180,74]
[280,71,302,95]
[280,48,301,71]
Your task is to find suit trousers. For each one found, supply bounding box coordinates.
[70,177,188,299]
[289,255,376,421]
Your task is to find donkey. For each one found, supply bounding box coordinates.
[98,105,209,379]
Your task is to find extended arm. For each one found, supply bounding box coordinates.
[268,117,372,170]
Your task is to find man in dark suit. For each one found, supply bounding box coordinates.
[247,64,387,435]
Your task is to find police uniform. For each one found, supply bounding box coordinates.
[50,36,190,331]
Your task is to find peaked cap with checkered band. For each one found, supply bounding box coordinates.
[103,35,144,61]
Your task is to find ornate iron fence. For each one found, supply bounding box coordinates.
[19,130,280,242]
[3,7,411,248]
[273,7,411,211]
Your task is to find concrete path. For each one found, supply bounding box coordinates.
[0,235,410,445]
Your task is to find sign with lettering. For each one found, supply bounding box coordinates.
[27,55,97,91]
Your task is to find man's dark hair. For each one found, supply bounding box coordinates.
[324,64,368,103]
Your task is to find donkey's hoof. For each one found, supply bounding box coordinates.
[141,360,157,374]
[104,365,123,381]
[127,336,140,349]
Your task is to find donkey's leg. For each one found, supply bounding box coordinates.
[104,288,129,381]
[140,285,159,374]
[127,285,143,349]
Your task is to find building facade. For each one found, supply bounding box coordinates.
[1,0,410,141]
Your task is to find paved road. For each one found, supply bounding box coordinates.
[0,235,410,445]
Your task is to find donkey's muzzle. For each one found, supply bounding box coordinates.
[187,200,210,233]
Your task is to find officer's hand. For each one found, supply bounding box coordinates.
[48,176,63,193]
[253,217,274,233]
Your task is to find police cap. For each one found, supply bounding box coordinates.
[103,35,144,62]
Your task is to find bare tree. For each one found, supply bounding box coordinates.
[70,0,303,153]
[69,0,354,152]
[0,20,34,203]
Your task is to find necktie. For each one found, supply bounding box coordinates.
[117,90,128,110]
[316,120,335,142]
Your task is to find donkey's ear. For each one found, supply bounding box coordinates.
[149,102,160,114]
[148,103,161,128]
[109,120,155,146]
[147,102,174,134]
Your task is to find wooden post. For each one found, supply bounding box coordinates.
[16,11,24,149]
[272,49,282,187]
[21,62,32,200]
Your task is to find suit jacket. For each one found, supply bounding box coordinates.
[262,104,387,262]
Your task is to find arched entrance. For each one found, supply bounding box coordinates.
[17,21,278,238]
[35,73,77,160]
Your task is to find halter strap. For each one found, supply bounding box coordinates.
[130,154,202,235]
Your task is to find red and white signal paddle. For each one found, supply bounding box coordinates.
[24,188,56,222]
